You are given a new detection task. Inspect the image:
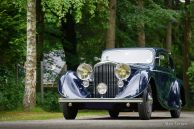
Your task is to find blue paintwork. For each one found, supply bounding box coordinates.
[59,71,90,98]
[58,48,185,110]
[58,66,150,99]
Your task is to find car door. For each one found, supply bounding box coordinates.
[154,52,176,108]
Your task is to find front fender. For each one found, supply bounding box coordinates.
[116,70,150,98]
[58,71,89,98]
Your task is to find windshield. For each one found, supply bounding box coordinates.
[101,49,154,64]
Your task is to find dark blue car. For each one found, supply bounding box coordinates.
[58,48,185,120]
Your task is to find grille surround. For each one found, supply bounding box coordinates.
[93,62,118,98]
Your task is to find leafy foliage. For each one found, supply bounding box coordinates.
[0,0,26,65]
[37,91,60,112]
[0,0,26,111]
[43,0,108,23]
[188,62,194,100]
[116,0,180,47]
[0,66,24,111]
[76,0,109,64]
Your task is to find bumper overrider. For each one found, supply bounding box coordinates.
[58,98,144,103]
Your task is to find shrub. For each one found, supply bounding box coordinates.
[0,67,24,111]
[37,91,60,112]
[188,62,194,100]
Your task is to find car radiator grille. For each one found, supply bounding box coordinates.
[93,63,118,98]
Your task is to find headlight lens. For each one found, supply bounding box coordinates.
[115,63,131,80]
[77,63,92,80]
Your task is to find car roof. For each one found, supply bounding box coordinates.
[103,48,168,54]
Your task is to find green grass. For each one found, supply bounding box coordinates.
[0,107,107,121]
[0,111,63,121]
[0,109,63,121]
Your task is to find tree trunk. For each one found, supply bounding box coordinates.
[61,12,79,70]
[106,0,116,49]
[183,0,191,107]
[36,0,44,92]
[166,22,172,52]
[23,0,36,111]
[137,0,145,47]
[165,0,172,53]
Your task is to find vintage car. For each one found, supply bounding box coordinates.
[58,48,185,120]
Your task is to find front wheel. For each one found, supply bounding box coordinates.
[170,109,181,118]
[62,103,78,120]
[138,84,153,120]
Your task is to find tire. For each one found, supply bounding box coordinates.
[109,110,119,118]
[170,109,181,118]
[138,84,153,120]
[62,103,78,120]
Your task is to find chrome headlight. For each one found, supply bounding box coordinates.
[115,63,131,80]
[77,63,92,80]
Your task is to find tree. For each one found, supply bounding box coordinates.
[165,0,173,52]
[23,0,37,111]
[61,11,79,70]
[36,0,44,91]
[43,0,109,68]
[137,0,145,47]
[106,0,116,48]
[183,0,191,107]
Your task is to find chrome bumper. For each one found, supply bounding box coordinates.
[58,98,143,103]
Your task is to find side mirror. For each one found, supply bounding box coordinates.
[159,55,165,60]
[155,55,165,60]
[94,57,101,62]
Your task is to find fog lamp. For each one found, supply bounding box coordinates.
[82,80,89,87]
[117,80,124,88]
[97,83,108,95]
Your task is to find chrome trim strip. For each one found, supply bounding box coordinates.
[151,70,173,76]
[58,98,143,103]
[94,61,118,68]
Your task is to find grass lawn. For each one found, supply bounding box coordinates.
[0,107,107,121]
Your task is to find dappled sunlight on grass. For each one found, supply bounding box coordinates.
[0,107,107,121]
[0,107,62,121]
[0,111,63,121]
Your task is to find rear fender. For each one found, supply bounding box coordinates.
[167,80,183,109]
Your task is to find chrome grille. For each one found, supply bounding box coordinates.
[93,63,118,98]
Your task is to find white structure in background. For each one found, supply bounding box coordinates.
[41,50,66,102]
[42,50,66,86]
[179,0,194,2]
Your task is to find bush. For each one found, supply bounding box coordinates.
[0,67,24,111]
[188,62,194,100]
[37,90,60,112]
